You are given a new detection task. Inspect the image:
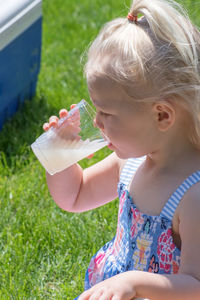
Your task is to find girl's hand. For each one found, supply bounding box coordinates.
[43,104,81,142]
[43,104,94,158]
[79,272,136,300]
[43,104,77,131]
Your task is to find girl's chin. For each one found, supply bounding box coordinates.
[107,142,146,159]
[115,152,131,159]
[108,144,131,159]
[107,142,122,154]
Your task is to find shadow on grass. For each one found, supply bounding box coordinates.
[0,93,57,172]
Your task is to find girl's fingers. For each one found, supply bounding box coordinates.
[59,104,77,119]
[44,104,77,131]
[91,289,106,300]
[79,289,93,300]
[43,123,50,131]
[49,116,59,127]
[111,296,120,300]
[70,103,77,109]
[59,109,68,119]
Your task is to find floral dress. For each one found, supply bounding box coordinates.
[75,157,200,298]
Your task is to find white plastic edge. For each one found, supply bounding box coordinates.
[0,0,42,51]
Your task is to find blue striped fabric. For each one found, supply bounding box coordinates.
[120,157,146,187]
[120,157,200,221]
[161,171,200,220]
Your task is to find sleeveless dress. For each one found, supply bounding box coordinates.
[75,157,200,298]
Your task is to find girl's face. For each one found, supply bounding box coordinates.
[88,76,160,159]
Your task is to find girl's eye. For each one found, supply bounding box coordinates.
[99,111,110,117]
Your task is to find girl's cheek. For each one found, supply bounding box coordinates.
[96,119,104,130]
[95,114,105,130]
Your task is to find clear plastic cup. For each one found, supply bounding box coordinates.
[31,99,108,175]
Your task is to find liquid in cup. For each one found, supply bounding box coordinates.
[31,100,108,175]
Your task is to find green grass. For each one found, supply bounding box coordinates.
[0,0,199,298]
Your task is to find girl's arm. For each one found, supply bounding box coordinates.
[46,152,122,212]
[79,270,200,300]
[134,271,200,300]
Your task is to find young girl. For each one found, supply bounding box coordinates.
[43,0,200,299]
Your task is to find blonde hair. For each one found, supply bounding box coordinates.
[84,0,200,148]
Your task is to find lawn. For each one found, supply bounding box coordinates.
[0,0,199,298]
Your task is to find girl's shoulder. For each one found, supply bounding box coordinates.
[178,180,200,281]
[179,179,200,222]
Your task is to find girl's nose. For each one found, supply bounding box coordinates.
[94,113,104,130]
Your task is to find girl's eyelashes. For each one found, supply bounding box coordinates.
[98,110,111,117]
[100,111,109,116]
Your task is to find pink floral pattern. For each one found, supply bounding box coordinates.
[157,228,177,273]
[84,173,181,291]
[130,207,144,238]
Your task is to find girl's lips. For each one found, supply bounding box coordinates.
[107,142,114,150]
[99,131,114,149]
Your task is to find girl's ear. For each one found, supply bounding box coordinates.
[152,101,176,132]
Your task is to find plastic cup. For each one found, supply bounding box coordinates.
[31,99,108,175]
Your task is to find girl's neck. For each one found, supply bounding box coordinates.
[146,134,200,174]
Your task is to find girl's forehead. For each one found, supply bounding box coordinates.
[88,76,130,107]
[87,76,148,114]
[88,76,115,92]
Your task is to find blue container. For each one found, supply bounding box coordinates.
[0,0,42,129]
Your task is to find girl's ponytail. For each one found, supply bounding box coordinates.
[129,0,199,71]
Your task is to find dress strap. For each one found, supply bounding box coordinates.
[160,170,200,220]
[119,156,145,188]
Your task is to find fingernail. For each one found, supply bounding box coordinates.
[70,104,77,109]
[43,123,49,131]
[59,109,68,118]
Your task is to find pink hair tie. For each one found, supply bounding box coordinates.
[127,12,138,24]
